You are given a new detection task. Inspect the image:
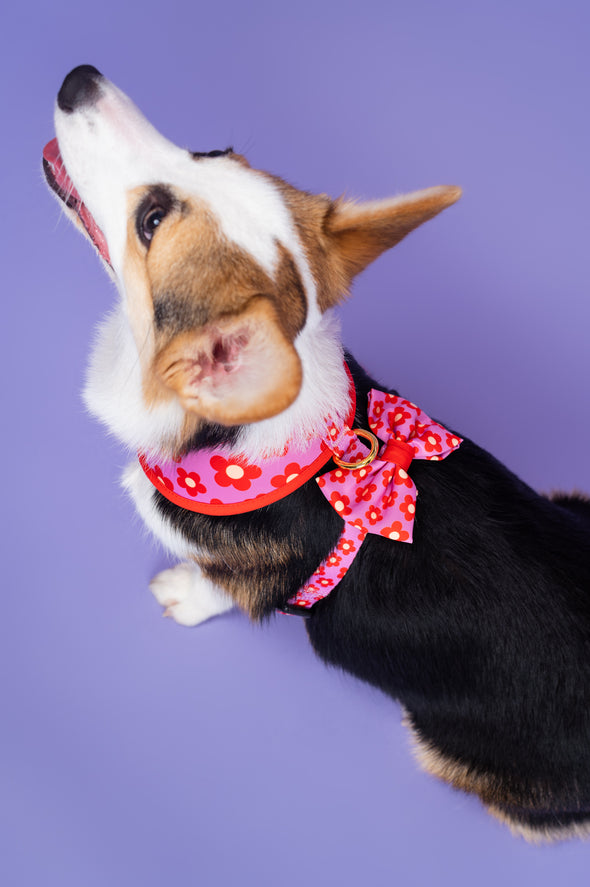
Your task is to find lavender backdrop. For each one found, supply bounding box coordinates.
[2,1,589,884]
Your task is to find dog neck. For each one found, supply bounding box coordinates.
[138,362,357,514]
[83,302,351,462]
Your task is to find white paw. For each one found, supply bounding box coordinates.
[149,562,235,626]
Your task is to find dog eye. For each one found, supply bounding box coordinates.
[141,207,167,245]
[135,186,175,248]
[137,206,168,246]
[191,147,234,159]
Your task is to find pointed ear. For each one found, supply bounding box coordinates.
[154,297,302,426]
[325,185,461,286]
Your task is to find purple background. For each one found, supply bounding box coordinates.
[3,1,590,883]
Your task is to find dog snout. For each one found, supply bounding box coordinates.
[57,64,103,113]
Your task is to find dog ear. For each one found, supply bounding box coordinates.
[324,185,461,289]
[154,296,302,425]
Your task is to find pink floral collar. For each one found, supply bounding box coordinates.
[139,374,462,613]
[139,369,357,516]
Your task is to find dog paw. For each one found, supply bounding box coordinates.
[149,563,234,626]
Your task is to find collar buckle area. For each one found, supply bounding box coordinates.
[278,603,313,618]
[332,428,379,470]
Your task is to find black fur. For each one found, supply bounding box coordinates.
[154,354,590,834]
[181,421,243,453]
[154,446,344,616]
[48,64,590,839]
[191,148,234,159]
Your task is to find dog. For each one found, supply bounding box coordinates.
[44,65,590,842]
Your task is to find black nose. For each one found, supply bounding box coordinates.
[57,65,103,113]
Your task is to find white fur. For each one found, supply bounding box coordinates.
[65,74,351,460]
[121,460,197,559]
[122,461,235,621]
[55,78,320,310]
[84,304,187,457]
[85,301,349,460]
[53,72,351,611]
[149,562,235,625]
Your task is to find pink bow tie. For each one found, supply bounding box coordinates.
[319,390,462,544]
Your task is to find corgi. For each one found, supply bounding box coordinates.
[44,65,590,843]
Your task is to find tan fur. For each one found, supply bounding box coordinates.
[324,186,462,294]
[404,711,508,806]
[191,528,301,619]
[488,803,590,844]
[123,185,308,432]
[120,179,460,438]
[275,179,462,311]
[123,191,159,361]
[274,181,349,312]
[403,711,589,843]
[156,296,302,425]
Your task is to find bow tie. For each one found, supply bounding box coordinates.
[319,390,462,544]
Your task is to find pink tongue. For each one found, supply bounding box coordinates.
[43,138,111,265]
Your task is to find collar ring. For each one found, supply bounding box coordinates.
[332,428,380,470]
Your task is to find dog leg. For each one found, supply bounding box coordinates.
[149,562,235,626]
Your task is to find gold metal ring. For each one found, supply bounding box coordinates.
[333,428,380,470]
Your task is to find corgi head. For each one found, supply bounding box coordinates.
[44,65,460,457]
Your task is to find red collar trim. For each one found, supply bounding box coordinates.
[139,365,356,516]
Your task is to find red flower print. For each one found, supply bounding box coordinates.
[382,490,398,508]
[355,481,377,503]
[380,467,396,488]
[446,432,461,450]
[329,491,352,516]
[399,494,416,521]
[177,468,207,497]
[365,504,383,526]
[210,454,262,491]
[318,577,333,588]
[337,567,349,579]
[350,517,368,539]
[395,466,414,489]
[424,432,443,454]
[326,553,342,568]
[370,398,385,431]
[329,428,357,461]
[380,521,410,542]
[352,465,372,483]
[152,465,173,492]
[337,537,357,555]
[271,462,302,488]
[328,467,348,485]
[387,405,412,429]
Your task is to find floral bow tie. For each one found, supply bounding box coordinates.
[319,390,462,544]
[285,390,462,612]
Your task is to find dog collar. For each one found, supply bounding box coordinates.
[139,375,462,614]
[139,367,357,516]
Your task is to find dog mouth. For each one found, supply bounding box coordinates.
[42,137,111,266]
